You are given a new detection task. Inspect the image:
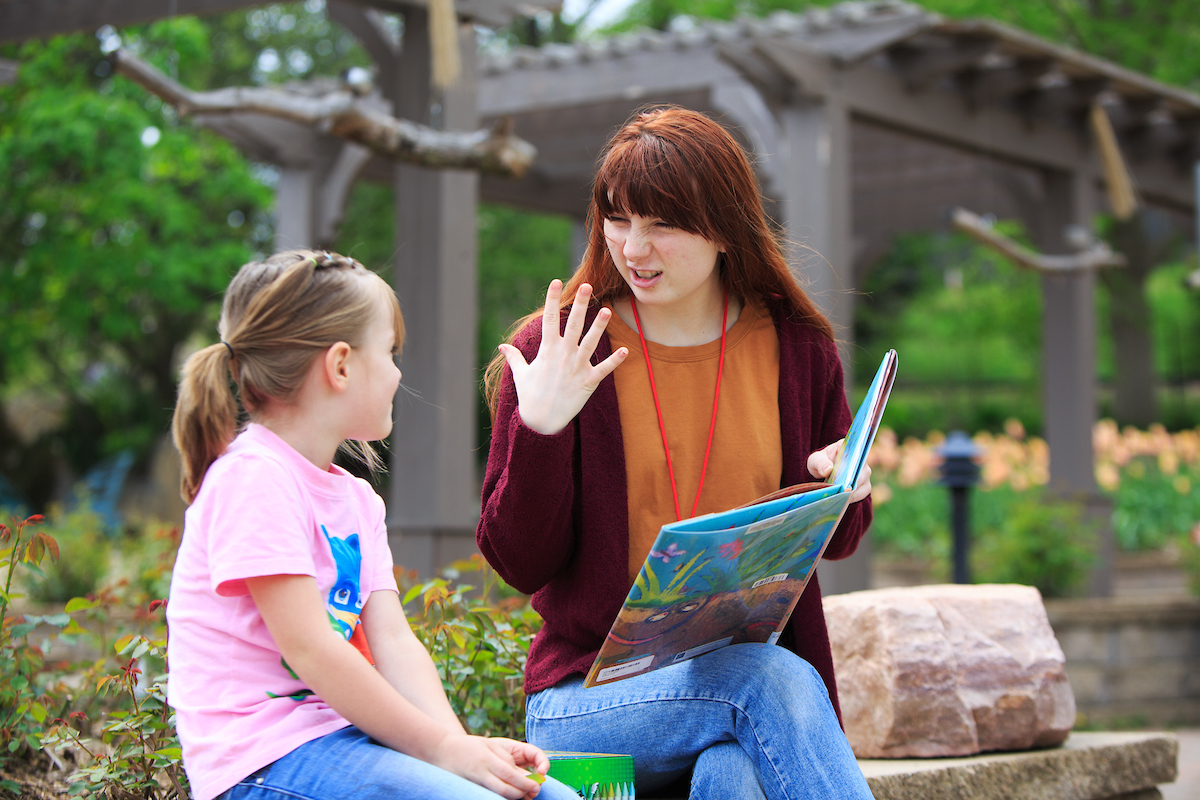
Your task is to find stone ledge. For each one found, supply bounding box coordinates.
[859,731,1178,800]
[1045,596,1200,626]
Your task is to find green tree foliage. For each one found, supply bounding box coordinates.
[0,3,374,507]
[854,228,1046,436]
[0,30,271,500]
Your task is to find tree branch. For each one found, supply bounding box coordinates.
[951,207,1126,272]
[108,48,536,179]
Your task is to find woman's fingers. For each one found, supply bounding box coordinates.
[497,343,529,374]
[506,281,626,435]
[561,282,593,344]
[540,279,564,341]
[807,439,842,480]
[849,463,873,504]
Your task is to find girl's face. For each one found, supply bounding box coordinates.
[345,289,402,442]
[603,210,724,313]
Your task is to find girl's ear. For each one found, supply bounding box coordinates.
[323,342,353,392]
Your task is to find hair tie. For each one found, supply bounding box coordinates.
[220,341,235,359]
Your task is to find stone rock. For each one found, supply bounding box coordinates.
[824,584,1076,758]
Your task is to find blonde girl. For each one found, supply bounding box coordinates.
[167,250,575,800]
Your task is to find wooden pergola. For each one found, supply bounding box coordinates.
[5,0,1199,592]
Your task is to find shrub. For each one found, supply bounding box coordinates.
[0,514,72,781]
[25,502,111,604]
[403,556,542,738]
[42,621,187,800]
[971,492,1097,598]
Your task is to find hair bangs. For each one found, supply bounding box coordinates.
[594,136,708,237]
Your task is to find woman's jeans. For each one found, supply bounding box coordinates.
[525,643,874,800]
[215,725,580,800]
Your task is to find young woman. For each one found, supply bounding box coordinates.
[167,249,576,800]
[478,107,875,800]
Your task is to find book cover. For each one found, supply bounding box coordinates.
[583,350,897,688]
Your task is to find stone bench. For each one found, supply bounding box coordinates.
[860,731,1177,800]
[647,731,1177,799]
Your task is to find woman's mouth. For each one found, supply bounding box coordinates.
[629,269,663,287]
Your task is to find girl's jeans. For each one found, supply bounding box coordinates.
[215,725,581,800]
[525,643,874,800]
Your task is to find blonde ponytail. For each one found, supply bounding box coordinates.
[172,343,240,504]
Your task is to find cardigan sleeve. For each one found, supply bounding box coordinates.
[814,338,873,562]
[476,322,580,595]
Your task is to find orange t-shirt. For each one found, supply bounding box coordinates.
[606,300,782,582]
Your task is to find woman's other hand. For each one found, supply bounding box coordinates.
[498,280,628,435]
[807,439,873,504]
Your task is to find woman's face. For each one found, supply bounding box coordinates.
[602,210,724,312]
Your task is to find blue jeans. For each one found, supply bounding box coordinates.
[216,725,581,800]
[525,644,873,800]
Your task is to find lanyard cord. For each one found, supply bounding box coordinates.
[629,293,729,521]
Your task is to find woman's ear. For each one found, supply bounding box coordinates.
[323,342,353,392]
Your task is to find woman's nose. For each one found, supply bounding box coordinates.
[623,227,650,259]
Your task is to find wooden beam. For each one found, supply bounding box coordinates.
[956,57,1053,110]
[0,0,258,44]
[951,207,1125,271]
[110,47,536,177]
[886,35,995,92]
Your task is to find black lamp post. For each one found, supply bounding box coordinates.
[936,431,982,584]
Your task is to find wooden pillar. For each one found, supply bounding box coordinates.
[387,11,481,576]
[780,97,870,595]
[275,167,318,250]
[1039,169,1113,597]
[272,141,372,252]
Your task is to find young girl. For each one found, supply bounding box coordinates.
[478,107,876,799]
[167,250,575,800]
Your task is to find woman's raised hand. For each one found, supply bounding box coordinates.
[498,280,628,436]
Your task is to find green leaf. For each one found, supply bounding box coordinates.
[64,596,97,613]
[10,621,36,638]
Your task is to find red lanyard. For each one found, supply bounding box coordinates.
[629,294,729,521]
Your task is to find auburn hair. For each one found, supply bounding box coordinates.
[171,249,404,503]
[484,105,833,413]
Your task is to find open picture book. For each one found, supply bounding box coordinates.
[584,349,898,688]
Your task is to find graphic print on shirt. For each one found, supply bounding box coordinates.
[268,525,367,701]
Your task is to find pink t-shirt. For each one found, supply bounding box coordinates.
[166,424,399,800]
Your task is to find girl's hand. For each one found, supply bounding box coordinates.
[808,439,873,504]
[431,733,548,799]
[498,280,628,436]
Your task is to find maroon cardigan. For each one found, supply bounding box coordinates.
[477,299,871,721]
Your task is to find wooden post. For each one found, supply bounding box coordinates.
[387,11,482,576]
[781,97,871,595]
[1039,169,1113,597]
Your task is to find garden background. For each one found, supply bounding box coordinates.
[2,0,1200,797]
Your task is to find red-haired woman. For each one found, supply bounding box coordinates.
[478,107,874,800]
